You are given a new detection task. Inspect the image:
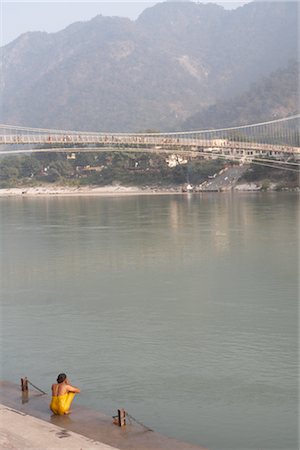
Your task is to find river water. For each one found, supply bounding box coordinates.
[0,192,298,449]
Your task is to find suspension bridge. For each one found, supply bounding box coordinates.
[0,115,299,170]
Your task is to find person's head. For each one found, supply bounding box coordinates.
[57,373,67,384]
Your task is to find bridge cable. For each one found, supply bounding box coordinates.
[0,114,299,136]
[249,160,300,173]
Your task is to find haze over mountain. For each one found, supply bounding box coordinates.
[181,60,299,130]
[1,1,298,132]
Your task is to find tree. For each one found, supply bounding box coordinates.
[20,157,42,178]
[0,157,21,180]
[47,160,74,182]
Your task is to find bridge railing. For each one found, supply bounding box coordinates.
[0,134,299,157]
[0,115,299,152]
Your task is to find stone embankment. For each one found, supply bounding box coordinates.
[197,165,249,192]
[0,381,207,450]
[183,164,299,192]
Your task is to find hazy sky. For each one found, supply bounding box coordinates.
[1,1,251,46]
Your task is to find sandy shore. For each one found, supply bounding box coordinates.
[0,183,294,197]
[0,404,119,450]
[0,185,182,197]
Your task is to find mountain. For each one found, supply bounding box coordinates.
[181,60,299,130]
[0,1,298,132]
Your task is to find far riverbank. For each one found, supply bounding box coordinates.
[0,185,181,197]
[0,182,298,197]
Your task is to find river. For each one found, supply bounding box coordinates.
[0,192,298,449]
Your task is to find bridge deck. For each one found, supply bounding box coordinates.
[0,133,299,155]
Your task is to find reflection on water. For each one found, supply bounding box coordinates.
[0,192,298,449]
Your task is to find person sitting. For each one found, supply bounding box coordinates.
[50,373,80,415]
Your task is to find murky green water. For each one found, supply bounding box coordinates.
[0,192,298,449]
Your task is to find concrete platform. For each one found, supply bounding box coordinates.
[0,381,207,450]
[0,404,118,449]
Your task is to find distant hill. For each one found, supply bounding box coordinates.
[1,1,298,132]
[181,60,299,130]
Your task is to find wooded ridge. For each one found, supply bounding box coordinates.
[1,1,298,132]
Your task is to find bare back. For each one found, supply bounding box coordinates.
[52,382,80,396]
[52,383,67,396]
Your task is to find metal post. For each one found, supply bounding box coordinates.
[118,408,126,427]
[21,377,28,392]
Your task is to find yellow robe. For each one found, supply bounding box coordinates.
[50,392,75,415]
